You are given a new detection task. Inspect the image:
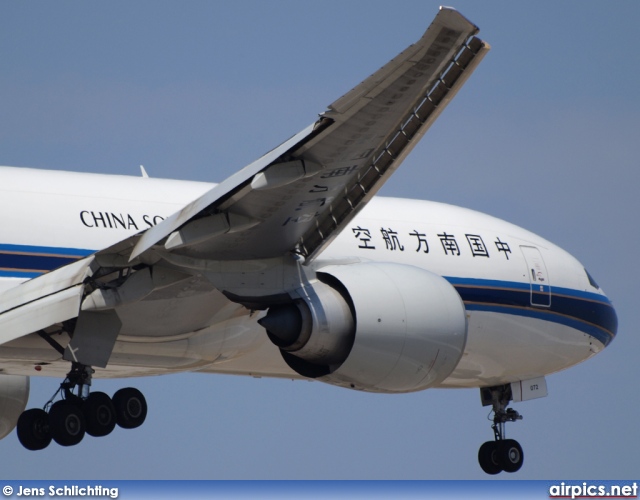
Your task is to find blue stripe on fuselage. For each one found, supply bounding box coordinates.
[0,244,618,346]
[446,276,617,347]
[0,244,93,276]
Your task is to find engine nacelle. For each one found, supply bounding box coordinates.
[261,262,468,393]
[0,375,29,439]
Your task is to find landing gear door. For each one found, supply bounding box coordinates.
[511,376,548,402]
[520,246,551,307]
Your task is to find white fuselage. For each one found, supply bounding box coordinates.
[0,167,616,388]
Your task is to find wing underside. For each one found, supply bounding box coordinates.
[129,6,489,263]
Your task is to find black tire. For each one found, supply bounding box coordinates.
[49,400,86,446]
[498,439,524,473]
[83,392,117,437]
[478,441,502,475]
[113,387,147,429]
[16,408,51,451]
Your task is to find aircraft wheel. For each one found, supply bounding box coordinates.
[17,408,52,451]
[49,400,86,446]
[113,388,147,429]
[478,441,502,475]
[83,392,117,437]
[498,439,524,473]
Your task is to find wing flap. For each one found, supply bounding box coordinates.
[0,287,82,345]
[0,257,93,346]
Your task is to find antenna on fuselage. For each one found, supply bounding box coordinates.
[140,165,149,178]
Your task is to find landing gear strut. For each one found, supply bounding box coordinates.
[16,362,147,451]
[478,384,524,474]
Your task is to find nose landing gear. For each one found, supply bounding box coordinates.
[478,384,524,474]
[16,363,147,451]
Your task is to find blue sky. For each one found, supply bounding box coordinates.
[0,0,638,480]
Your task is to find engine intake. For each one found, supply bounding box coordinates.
[259,278,355,366]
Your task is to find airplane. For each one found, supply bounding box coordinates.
[0,7,617,475]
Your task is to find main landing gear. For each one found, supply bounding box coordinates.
[478,384,524,475]
[16,363,147,451]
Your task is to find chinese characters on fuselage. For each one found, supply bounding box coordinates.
[350,226,512,259]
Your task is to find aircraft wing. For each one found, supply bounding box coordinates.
[130,6,489,263]
[0,7,489,367]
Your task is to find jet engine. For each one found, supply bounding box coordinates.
[259,262,468,393]
[0,375,29,439]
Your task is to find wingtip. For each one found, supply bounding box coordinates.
[437,5,479,34]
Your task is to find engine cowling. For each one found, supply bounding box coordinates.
[0,375,29,439]
[260,262,468,393]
